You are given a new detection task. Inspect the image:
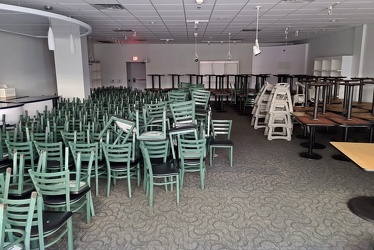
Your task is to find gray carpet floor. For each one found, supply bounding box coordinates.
[57,105,374,250]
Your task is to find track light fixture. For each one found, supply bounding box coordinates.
[194,32,199,62]
[69,34,75,53]
[328,5,332,15]
[253,6,261,56]
[47,26,55,51]
[226,33,232,61]
[196,0,203,5]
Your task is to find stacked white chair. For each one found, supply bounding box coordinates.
[251,82,275,129]
[264,83,293,141]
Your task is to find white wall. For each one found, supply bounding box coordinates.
[0,32,57,96]
[94,43,252,89]
[307,28,355,75]
[307,25,374,102]
[251,43,308,85]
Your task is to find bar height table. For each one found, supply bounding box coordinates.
[168,74,183,89]
[147,74,165,90]
[252,74,270,93]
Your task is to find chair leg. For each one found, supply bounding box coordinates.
[95,166,99,196]
[67,217,74,250]
[137,165,141,187]
[200,167,204,190]
[106,171,111,197]
[86,192,91,223]
[176,176,180,204]
[89,191,95,217]
[127,169,132,198]
[149,179,154,207]
[230,147,233,167]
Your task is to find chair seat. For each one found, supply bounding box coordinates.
[8,184,35,199]
[210,139,233,146]
[109,161,141,170]
[168,124,197,134]
[152,162,179,177]
[46,158,74,170]
[138,131,166,140]
[44,186,91,205]
[30,210,73,237]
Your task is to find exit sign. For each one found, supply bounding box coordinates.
[132,56,138,61]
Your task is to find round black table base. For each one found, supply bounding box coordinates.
[348,196,374,222]
[332,154,350,162]
[299,152,322,160]
[296,134,308,139]
[300,142,326,149]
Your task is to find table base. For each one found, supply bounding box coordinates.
[348,196,374,222]
[332,154,350,161]
[299,152,322,160]
[300,142,326,149]
[296,134,308,139]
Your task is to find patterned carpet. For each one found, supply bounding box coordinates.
[58,105,374,250]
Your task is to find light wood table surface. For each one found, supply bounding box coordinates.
[330,142,374,171]
[330,141,374,222]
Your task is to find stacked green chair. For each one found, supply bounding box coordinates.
[0,168,11,199]
[0,203,25,249]
[0,192,73,250]
[102,142,140,197]
[140,141,179,207]
[168,100,198,159]
[209,120,233,167]
[30,152,94,224]
[69,142,105,197]
[178,138,206,190]
[136,102,168,141]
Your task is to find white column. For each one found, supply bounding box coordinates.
[52,23,90,100]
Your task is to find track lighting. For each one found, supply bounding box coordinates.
[194,21,199,30]
[253,6,261,56]
[295,30,299,37]
[69,34,75,53]
[196,0,203,5]
[328,5,332,15]
[226,33,232,61]
[47,26,55,51]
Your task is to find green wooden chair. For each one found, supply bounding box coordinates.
[0,168,11,199]
[102,142,140,198]
[168,100,198,159]
[29,152,94,224]
[136,103,168,141]
[0,203,26,250]
[178,138,206,190]
[140,141,179,207]
[0,192,73,250]
[34,141,74,172]
[69,142,105,196]
[209,120,233,167]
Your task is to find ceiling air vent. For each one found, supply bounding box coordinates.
[114,29,134,32]
[242,29,261,32]
[281,0,314,3]
[92,4,125,10]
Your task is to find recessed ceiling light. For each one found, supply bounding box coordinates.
[149,21,156,24]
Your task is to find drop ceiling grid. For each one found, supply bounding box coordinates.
[1,0,374,43]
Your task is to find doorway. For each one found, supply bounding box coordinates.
[126,62,147,90]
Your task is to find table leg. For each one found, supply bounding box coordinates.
[299,126,322,159]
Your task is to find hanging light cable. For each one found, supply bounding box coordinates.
[226,33,232,61]
[253,6,261,56]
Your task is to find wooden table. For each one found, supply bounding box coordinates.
[293,115,336,159]
[330,142,374,221]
